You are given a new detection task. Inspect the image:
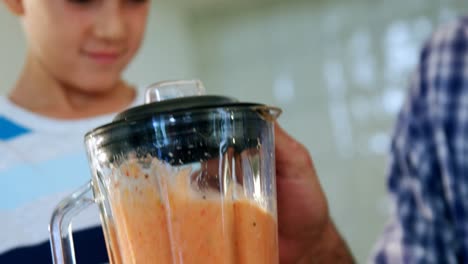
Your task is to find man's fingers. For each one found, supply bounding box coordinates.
[275,123,316,179]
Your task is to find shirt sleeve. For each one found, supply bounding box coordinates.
[372,18,468,264]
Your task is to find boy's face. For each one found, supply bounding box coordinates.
[21,0,150,92]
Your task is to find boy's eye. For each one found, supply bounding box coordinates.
[68,0,94,5]
[127,0,148,5]
[67,0,148,5]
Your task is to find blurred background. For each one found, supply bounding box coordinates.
[1,0,467,262]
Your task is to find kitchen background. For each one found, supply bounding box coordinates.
[1,0,467,262]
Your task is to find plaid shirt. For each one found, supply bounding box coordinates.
[373,17,468,263]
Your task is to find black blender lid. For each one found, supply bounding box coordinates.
[113,95,261,122]
[85,94,281,166]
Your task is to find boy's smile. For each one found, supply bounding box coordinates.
[82,49,125,66]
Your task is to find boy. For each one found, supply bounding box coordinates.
[1,0,149,262]
[0,0,353,263]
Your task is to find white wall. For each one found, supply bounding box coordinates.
[0,5,26,95]
[0,1,195,95]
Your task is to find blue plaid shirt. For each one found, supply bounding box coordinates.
[373,17,468,263]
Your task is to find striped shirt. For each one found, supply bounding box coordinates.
[0,92,142,263]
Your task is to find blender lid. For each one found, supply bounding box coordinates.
[113,95,261,122]
[85,80,281,166]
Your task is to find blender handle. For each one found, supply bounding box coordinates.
[49,181,95,264]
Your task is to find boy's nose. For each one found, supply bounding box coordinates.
[94,2,126,42]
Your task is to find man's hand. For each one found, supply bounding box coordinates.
[275,124,354,264]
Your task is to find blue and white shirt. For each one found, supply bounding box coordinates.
[373,17,468,263]
[0,92,142,263]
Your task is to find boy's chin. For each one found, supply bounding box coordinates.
[75,78,122,94]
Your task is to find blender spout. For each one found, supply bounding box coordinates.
[253,106,282,122]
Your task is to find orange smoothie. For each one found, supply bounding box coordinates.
[104,160,278,264]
